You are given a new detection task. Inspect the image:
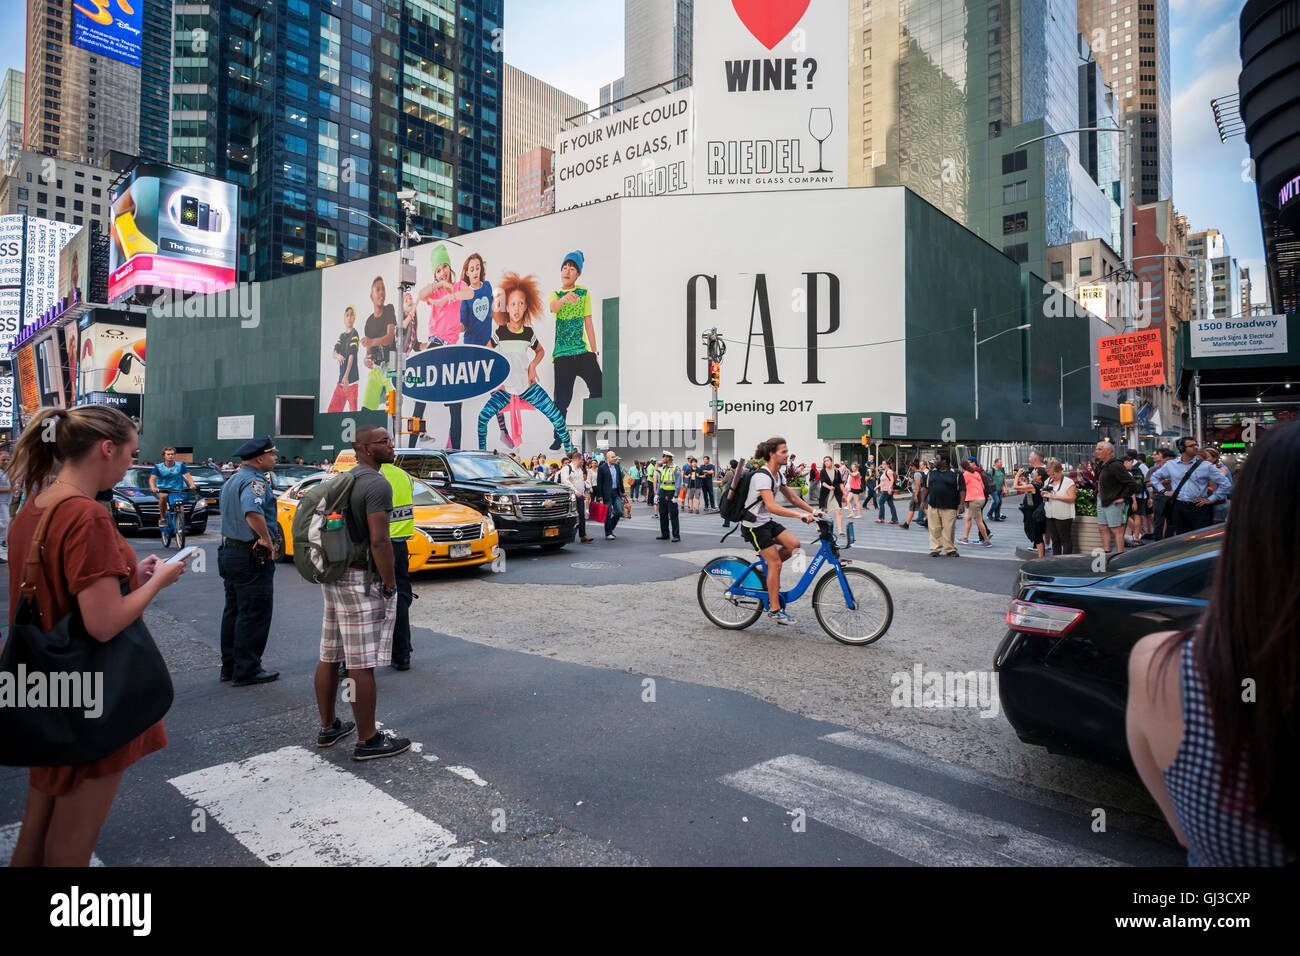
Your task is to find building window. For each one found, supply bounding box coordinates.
[1001,150,1027,174]
[1004,243,1029,264]
[1002,212,1028,235]
[1050,260,1065,282]
[1080,257,1093,277]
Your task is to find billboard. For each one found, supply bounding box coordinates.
[692,0,848,193]
[0,215,22,353]
[318,188,907,458]
[109,164,239,302]
[554,92,694,212]
[15,343,39,415]
[78,322,145,396]
[72,0,143,68]
[318,204,618,455]
[59,225,91,305]
[23,218,80,328]
[0,374,13,428]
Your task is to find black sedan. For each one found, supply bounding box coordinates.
[110,466,210,536]
[393,448,578,550]
[188,465,228,511]
[267,465,326,498]
[994,528,1222,769]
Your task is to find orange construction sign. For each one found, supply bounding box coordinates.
[1096,329,1165,391]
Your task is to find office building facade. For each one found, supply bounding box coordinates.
[1,70,23,166]
[169,0,504,282]
[0,149,115,228]
[848,0,1119,278]
[504,145,554,223]
[599,77,625,116]
[502,65,586,221]
[624,0,693,98]
[1077,0,1173,206]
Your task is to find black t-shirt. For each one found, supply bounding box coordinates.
[365,305,397,367]
[925,468,961,510]
[335,329,360,384]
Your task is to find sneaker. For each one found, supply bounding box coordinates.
[655,535,669,540]
[981,540,993,548]
[317,718,356,748]
[353,731,412,761]
[946,551,961,558]
[929,551,940,557]
[900,523,909,530]
[671,537,681,542]
[580,536,594,542]
[606,533,617,540]
[767,609,796,626]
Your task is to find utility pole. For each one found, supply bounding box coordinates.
[395,190,416,443]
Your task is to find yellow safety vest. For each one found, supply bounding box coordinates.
[658,464,677,491]
[381,463,414,540]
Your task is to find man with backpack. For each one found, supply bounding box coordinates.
[307,425,411,760]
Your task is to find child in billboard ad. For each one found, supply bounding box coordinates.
[478,272,574,453]
[548,251,603,451]
[359,275,397,411]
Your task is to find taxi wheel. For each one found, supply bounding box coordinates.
[271,530,287,563]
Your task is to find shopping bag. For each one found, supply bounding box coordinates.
[589,500,609,523]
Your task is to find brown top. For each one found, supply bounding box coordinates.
[5,493,165,795]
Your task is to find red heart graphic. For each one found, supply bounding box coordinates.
[731,0,813,50]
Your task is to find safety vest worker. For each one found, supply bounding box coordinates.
[381,462,415,670]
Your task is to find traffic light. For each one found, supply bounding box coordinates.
[403,417,426,435]
[1119,402,1135,426]
[703,419,717,437]
[385,388,398,417]
[861,435,870,447]
[708,362,721,390]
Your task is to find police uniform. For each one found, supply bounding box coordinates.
[218,436,279,684]
[656,453,681,540]
[381,463,414,669]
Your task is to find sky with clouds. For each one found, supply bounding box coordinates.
[1,0,1265,305]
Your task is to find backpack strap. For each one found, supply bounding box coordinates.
[20,488,90,601]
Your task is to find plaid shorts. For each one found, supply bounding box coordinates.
[319,568,396,669]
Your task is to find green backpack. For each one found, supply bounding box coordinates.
[291,472,369,584]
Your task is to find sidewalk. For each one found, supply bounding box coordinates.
[609,498,1027,561]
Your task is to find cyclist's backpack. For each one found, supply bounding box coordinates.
[720,462,760,532]
[291,471,369,584]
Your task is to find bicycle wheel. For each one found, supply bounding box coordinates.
[175,505,187,550]
[160,513,174,549]
[697,556,764,630]
[812,566,893,646]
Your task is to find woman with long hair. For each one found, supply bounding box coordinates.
[1013,465,1047,558]
[5,405,186,865]
[1127,421,1298,865]
[819,455,845,536]
[875,458,898,524]
[847,462,863,518]
[1042,457,1077,555]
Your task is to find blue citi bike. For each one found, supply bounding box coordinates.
[159,492,190,550]
[697,517,893,645]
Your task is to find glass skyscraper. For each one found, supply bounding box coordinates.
[850,0,1119,277]
[624,0,693,97]
[171,0,503,281]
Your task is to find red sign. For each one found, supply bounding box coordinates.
[1097,330,1165,391]
[731,0,811,49]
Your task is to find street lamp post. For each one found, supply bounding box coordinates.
[973,308,1032,421]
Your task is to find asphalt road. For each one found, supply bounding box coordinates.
[0,504,1186,866]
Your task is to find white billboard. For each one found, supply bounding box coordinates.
[692,0,849,194]
[1190,315,1288,359]
[23,219,80,327]
[0,215,23,353]
[554,91,694,212]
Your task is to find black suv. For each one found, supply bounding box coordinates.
[111,466,209,536]
[393,449,577,550]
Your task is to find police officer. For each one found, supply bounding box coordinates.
[380,461,414,671]
[655,450,681,542]
[218,436,280,685]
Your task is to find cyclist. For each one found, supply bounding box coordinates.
[148,446,197,529]
[742,437,823,626]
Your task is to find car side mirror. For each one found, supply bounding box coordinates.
[430,471,448,484]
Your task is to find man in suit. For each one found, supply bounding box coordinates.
[597,450,623,540]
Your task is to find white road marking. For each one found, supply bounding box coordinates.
[821,731,1166,837]
[0,822,104,866]
[723,754,1124,866]
[446,765,488,787]
[169,746,482,866]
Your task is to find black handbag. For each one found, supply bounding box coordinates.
[0,494,173,767]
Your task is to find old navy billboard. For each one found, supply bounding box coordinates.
[72,0,144,68]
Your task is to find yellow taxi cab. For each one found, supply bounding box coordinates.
[274,470,500,573]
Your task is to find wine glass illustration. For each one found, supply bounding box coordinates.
[808,108,834,174]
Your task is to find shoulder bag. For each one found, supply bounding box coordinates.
[0,493,173,767]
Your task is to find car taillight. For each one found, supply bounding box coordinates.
[1006,599,1084,636]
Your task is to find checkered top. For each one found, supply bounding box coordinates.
[1162,637,1294,866]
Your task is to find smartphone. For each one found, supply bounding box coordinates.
[197,201,210,230]
[180,195,199,227]
[166,545,202,565]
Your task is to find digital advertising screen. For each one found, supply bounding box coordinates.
[108,164,239,302]
[72,0,144,68]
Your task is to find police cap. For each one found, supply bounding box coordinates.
[236,436,277,460]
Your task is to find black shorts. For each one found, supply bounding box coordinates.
[1131,497,1148,516]
[744,521,787,553]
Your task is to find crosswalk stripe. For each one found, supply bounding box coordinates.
[821,732,1172,842]
[723,754,1124,866]
[169,746,492,866]
[0,822,105,866]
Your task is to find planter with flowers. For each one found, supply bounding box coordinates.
[1071,461,1102,552]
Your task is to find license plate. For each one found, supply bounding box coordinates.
[450,542,472,558]
[544,527,559,537]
